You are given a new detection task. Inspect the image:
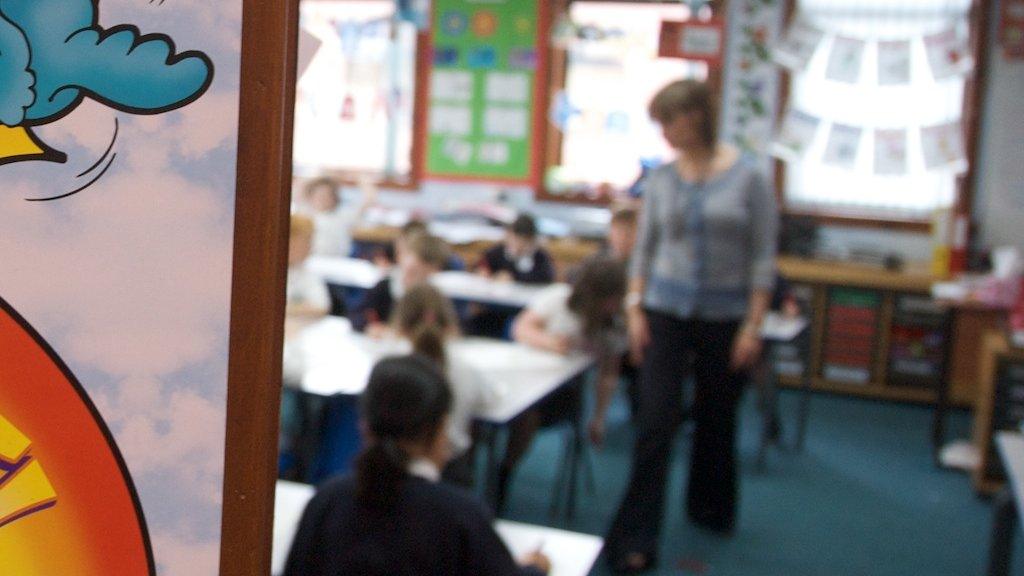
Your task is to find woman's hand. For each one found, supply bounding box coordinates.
[365,322,390,340]
[730,326,763,371]
[520,551,551,574]
[627,308,651,365]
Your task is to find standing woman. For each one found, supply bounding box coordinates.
[605,79,778,572]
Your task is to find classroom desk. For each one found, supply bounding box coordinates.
[987,432,1024,576]
[305,255,383,290]
[305,255,555,309]
[930,294,1009,469]
[272,480,604,576]
[290,318,593,423]
[283,317,594,506]
[433,270,553,309]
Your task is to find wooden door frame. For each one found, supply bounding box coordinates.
[219,0,300,573]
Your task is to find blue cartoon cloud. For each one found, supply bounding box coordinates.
[0,0,212,148]
[0,11,34,126]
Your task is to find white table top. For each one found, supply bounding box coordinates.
[288,318,593,425]
[306,255,384,290]
[305,255,551,309]
[272,480,603,576]
[997,432,1024,523]
[433,270,554,308]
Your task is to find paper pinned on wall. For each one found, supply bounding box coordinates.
[825,36,866,83]
[485,72,530,104]
[874,128,908,175]
[483,107,529,139]
[772,20,824,71]
[296,28,323,81]
[822,123,862,168]
[431,70,474,102]
[877,40,912,85]
[429,104,472,136]
[921,121,968,173]
[925,28,974,80]
[442,138,473,166]
[769,109,820,161]
[478,141,510,165]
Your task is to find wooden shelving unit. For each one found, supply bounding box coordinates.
[777,256,950,405]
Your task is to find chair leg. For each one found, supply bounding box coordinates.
[549,427,575,518]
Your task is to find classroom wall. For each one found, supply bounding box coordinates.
[973,0,1024,251]
[307,0,1022,266]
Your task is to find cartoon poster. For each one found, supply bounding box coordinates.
[824,36,865,84]
[877,40,911,86]
[772,20,823,71]
[769,108,820,162]
[0,1,241,575]
[924,28,974,80]
[921,121,968,173]
[821,123,862,169]
[874,128,908,176]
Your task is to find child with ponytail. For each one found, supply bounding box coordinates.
[283,355,549,576]
[391,283,502,486]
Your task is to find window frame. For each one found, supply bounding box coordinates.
[293,0,430,191]
[536,0,728,206]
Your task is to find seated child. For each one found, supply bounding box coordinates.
[569,205,640,416]
[283,355,550,576]
[286,214,330,321]
[476,213,555,284]
[353,232,449,335]
[392,284,503,487]
[467,213,555,338]
[297,176,376,258]
[375,218,465,272]
[497,257,627,509]
[280,214,330,477]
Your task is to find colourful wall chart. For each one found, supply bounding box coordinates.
[426,0,542,182]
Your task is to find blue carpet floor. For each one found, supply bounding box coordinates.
[498,389,1000,576]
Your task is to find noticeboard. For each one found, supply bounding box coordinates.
[425,0,547,183]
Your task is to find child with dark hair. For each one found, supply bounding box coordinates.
[477,213,555,284]
[468,213,556,338]
[283,355,550,576]
[496,257,628,510]
[353,232,450,335]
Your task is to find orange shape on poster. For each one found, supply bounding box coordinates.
[472,10,498,38]
[0,299,153,576]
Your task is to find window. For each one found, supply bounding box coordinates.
[543,2,709,203]
[293,0,423,184]
[779,0,974,222]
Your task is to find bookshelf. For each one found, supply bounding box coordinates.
[776,257,955,404]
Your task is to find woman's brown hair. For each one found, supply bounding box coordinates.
[648,79,718,148]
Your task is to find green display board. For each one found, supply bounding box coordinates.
[426,0,540,181]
